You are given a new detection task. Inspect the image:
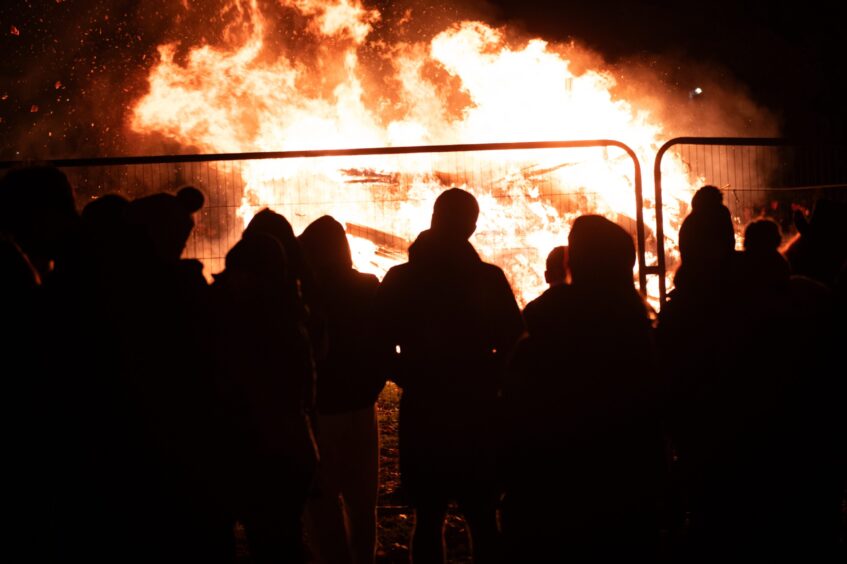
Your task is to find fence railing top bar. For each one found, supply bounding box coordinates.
[663,136,790,145]
[655,136,847,159]
[655,137,786,160]
[0,139,635,169]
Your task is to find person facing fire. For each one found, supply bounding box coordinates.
[373,187,524,564]
[0,164,81,282]
[522,245,570,336]
[298,215,387,564]
[211,230,319,564]
[659,187,845,561]
[501,215,664,563]
[543,244,569,287]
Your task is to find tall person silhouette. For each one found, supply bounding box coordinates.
[374,188,524,564]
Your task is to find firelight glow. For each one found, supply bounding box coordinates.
[131,0,702,306]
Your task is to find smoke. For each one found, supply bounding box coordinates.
[607,53,779,139]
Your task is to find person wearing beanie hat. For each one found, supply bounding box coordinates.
[103,184,234,562]
[672,185,739,294]
[124,185,204,263]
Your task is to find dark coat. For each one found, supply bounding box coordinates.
[373,229,524,501]
[310,267,387,414]
[502,280,664,561]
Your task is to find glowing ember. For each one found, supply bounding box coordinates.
[131,0,703,306]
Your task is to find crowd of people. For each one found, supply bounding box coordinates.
[1,163,845,564]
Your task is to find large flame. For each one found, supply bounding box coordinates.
[131,0,700,306]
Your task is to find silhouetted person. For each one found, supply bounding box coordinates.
[80,193,131,264]
[106,186,231,563]
[212,231,318,564]
[671,185,739,294]
[374,188,524,564]
[544,244,569,287]
[740,217,790,289]
[0,164,80,281]
[502,215,664,562]
[658,187,844,562]
[0,235,58,563]
[736,215,844,563]
[41,192,137,562]
[522,245,569,335]
[298,215,387,564]
[784,198,847,288]
[657,185,749,560]
[244,207,325,363]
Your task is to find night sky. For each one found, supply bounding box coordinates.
[1,0,844,161]
[490,0,847,140]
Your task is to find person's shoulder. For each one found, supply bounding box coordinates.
[350,269,381,297]
[530,285,572,309]
[478,260,510,280]
[478,263,517,297]
[351,268,379,285]
[523,286,551,310]
[523,285,574,334]
[177,258,208,287]
[384,261,411,276]
[377,261,412,289]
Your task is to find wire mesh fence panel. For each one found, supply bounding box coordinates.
[654,138,847,302]
[5,142,644,307]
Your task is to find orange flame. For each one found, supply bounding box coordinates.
[131,0,702,306]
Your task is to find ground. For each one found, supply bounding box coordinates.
[373,382,472,564]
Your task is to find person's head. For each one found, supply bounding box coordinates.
[567,215,635,288]
[244,208,296,248]
[544,245,569,286]
[81,194,131,259]
[82,193,129,226]
[744,218,782,254]
[224,231,288,288]
[0,164,80,270]
[124,185,204,263]
[690,184,725,212]
[299,215,352,273]
[430,187,479,241]
[678,185,736,267]
[243,208,308,276]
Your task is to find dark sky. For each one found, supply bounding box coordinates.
[488,0,846,139]
[1,0,844,160]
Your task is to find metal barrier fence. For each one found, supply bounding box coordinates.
[9,137,845,307]
[1,140,645,307]
[654,137,847,304]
